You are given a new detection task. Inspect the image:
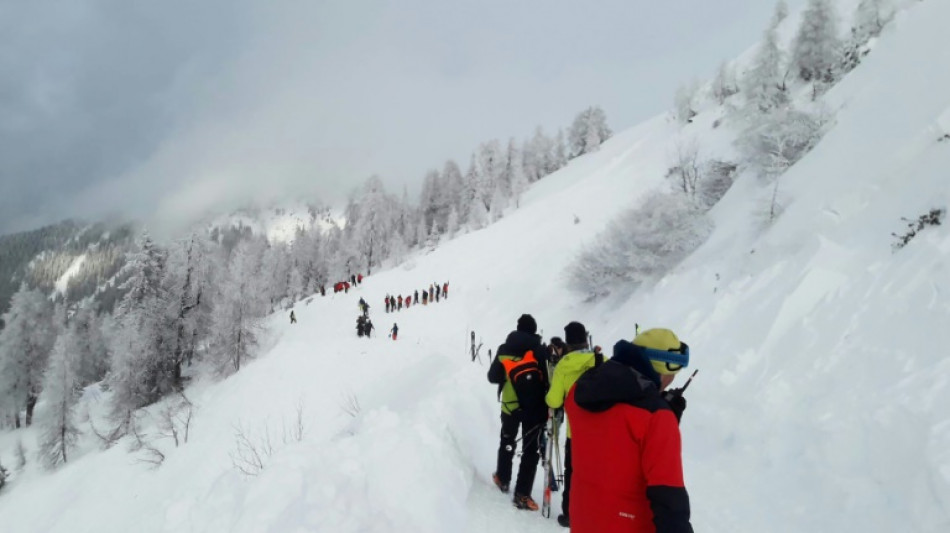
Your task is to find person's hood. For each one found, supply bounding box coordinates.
[502,330,542,357]
[573,340,663,413]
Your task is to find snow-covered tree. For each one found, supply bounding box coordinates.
[467,199,489,230]
[0,284,55,427]
[674,82,699,124]
[441,159,466,224]
[108,232,171,426]
[476,140,505,210]
[489,185,509,222]
[554,130,568,170]
[566,192,713,299]
[568,107,612,157]
[38,331,81,468]
[351,176,396,274]
[414,217,428,248]
[419,169,443,234]
[70,307,110,386]
[210,238,268,374]
[791,0,842,85]
[387,230,409,265]
[668,138,702,199]
[260,242,292,308]
[287,267,305,303]
[743,4,789,114]
[163,233,215,390]
[853,0,891,45]
[773,0,789,25]
[462,154,482,222]
[712,61,740,105]
[529,126,557,178]
[445,206,460,237]
[505,139,528,208]
[843,0,894,71]
[738,104,829,180]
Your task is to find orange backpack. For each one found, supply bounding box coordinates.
[500,350,545,410]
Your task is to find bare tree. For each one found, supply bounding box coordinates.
[668,139,702,198]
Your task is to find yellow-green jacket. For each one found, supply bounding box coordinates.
[546,349,598,438]
[497,355,520,415]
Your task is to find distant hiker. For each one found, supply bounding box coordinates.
[429,285,434,302]
[566,328,693,533]
[405,294,411,308]
[422,291,428,305]
[356,315,366,337]
[398,295,404,310]
[351,274,357,285]
[548,336,567,366]
[414,290,419,303]
[435,290,440,303]
[385,296,391,313]
[365,319,375,338]
[390,323,399,340]
[290,310,297,324]
[544,322,602,528]
[320,285,326,296]
[487,313,550,511]
[443,282,449,298]
[359,297,367,314]
[344,282,350,293]
[357,273,363,284]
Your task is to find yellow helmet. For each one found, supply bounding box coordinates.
[633,328,690,375]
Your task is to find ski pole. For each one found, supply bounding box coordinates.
[678,369,698,394]
[667,369,698,399]
[505,420,546,452]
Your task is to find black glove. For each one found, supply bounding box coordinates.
[662,389,687,423]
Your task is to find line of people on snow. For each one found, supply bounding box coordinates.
[383,281,449,312]
[488,314,694,533]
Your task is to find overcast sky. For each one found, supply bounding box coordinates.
[0,0,787,237]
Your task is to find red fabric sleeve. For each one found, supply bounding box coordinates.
[641,410,685,488]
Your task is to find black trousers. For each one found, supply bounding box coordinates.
[562,437,573,517]
[496,408,546,497]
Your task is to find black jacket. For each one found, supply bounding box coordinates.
[487,330,551,405]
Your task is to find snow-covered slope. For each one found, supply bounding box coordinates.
[2,1,950,532]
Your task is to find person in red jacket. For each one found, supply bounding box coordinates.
[565,328,693,533]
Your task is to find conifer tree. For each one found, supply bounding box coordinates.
[108,232,170,428]
[210,238,267,374]
[791,0,842,85]
[0,284,55,427]
[743,2,789,114]
[71,307,110,386]
[39,331,81,468]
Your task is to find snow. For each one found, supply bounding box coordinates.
[3,1,950,532]
[53,254,86,296]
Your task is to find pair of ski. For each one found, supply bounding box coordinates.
[540,409,561,518]
[540,355,562,519]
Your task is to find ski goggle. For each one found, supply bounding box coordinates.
[642,342,690,375]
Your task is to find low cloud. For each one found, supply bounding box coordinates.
[0,0,779,236]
